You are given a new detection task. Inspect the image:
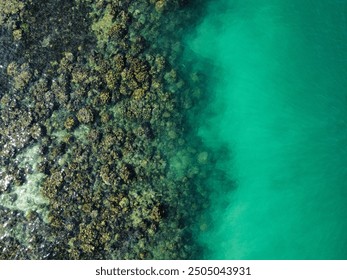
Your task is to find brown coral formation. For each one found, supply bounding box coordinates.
[0,0,209,260]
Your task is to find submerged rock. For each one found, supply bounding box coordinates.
[0,0,209,260]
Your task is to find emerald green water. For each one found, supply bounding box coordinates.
[189,0,347,259]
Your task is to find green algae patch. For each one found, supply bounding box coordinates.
[91,4,114,48]
[0,0,25,25]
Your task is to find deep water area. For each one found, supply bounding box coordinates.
[188,0,347,259]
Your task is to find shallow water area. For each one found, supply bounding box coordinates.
[0,0,207,259]
[189,0,347,259]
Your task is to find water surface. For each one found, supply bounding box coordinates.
[189,0,347,259]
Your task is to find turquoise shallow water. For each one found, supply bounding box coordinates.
[189,0,347,259]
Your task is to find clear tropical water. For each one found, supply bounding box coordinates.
[1,0,347,260]
[188,0,347,259]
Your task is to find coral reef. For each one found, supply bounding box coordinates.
[0,0,209,260]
